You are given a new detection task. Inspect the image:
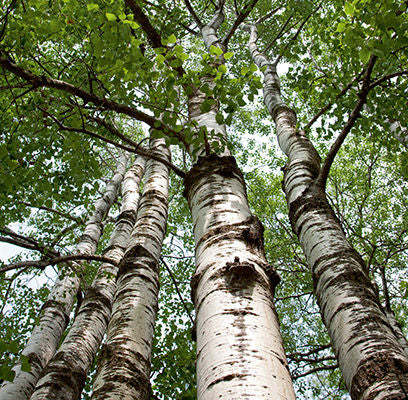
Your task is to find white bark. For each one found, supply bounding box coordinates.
[246,24,408,399]
[0,153,128,400]
[90,139,170,400]
[183,15,295,400]
[30,157,145,400]
[185,156,295,399]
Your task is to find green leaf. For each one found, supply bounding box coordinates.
[123,20,140,29]
[218,64,227,74]
[344,2,354,16]
[249,63,257,73]
[336,22,346,32]
[210,45,223,56]
[20,355,31,373]
[49,19,60,34]
[105,13,116,22]
[215,113,224,124]
[200,100,212,113]
[156,54,165,64]
[0,366,15,382]
[224,52,233,60]
[359,48,370,63]
[167,34,177,44]
[241,66,249,75]
[87,3,99,11]
[369,47,384,58]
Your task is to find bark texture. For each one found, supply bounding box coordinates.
[184,11,295,399]
[30,157,145,400]
[0,153,128,400]
[184,155,295,399]
[246,23,408,400]
[90,139,170,400]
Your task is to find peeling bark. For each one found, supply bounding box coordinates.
[90,139,170,400]
[30,157,145,400]
[246,23,408,399]
[0,153,128,400]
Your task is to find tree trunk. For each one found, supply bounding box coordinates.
[0,153,128,400]
[29,156,146,400]
[184,11,295,400]
[246,24,408,399]
[385,310,408,359]
[90,139,170,400]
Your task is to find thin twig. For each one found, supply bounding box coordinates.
[304,71,364,132]
[183,0,203,28]
[274,5,321,65]
[160,257,194,325]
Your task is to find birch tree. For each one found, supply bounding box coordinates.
[0,152,128,400]
[91,138,170,400]
[30,156,145,400]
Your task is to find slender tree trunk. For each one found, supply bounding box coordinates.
[0,153,128,400]
[90,139,170,400]
[184,11,295,400]
[246,24,408,399]
[385,310,408,358]
[29,156,146,400]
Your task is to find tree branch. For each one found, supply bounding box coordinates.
[40,108,186,177]
[274,5,321,65]
[125,0,186,77]
[221,0,259,48]
[90,116,186,177]
[304,71,364,132]
[160,257,194,325]
[0,54,178,136]
[20,201,83,223]
[183,0,204,28]
[0,254,118,274]
[292,363,338,380]
[368,69,408,90]
[263,15,293,54]
[316,55,377,189]
[255,6,282,25]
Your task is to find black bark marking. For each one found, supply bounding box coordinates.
[206,373,248,391]
[37,352,88,399]
[183,154,245,200]
[40,299,70,327]
[350,352,408,400]
[118,245,156,277]
[225,257,257,284]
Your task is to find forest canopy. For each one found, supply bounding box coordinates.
[0,0,407,399]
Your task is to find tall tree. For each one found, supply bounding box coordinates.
[0,152,128,400]
[91,138,170,400]
[30,155,146,400]
[245,20,408,398]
